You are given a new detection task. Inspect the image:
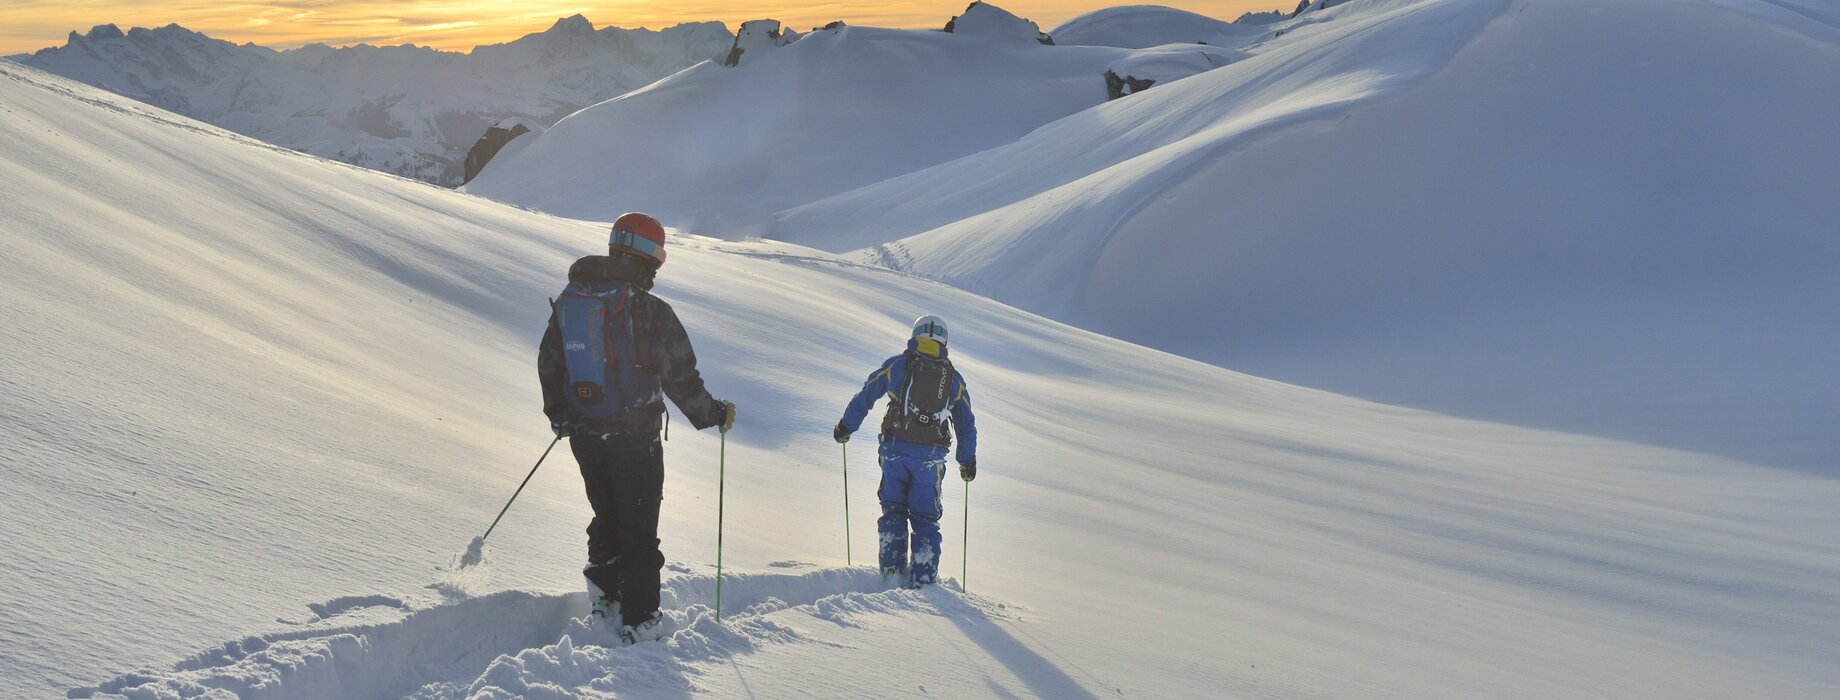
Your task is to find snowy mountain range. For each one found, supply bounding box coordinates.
[11,16,733,185]
[469,0,1840,472]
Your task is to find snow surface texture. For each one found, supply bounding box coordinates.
[5,58,1840,699]
[14,17,733,186]
[471,0,1840,472]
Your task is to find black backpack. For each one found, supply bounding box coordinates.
[881,353,954,447]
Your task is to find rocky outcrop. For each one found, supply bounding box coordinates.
[462,119,534,184]
[1235,11,1291,25]
[724,20,797,66]
[943,2,1054,45]
[1101,45,1241,101]
[1104,70,1157,100]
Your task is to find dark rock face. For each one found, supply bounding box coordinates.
[87,24,126,41]
[724,19,785,67]
[1103,70,1157,100]
[462,123,531,184]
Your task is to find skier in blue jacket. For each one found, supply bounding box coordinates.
[834,315,977,588]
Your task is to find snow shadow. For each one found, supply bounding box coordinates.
[69,567,898,699]
[71,589,585,699]
[935,593,1104,700]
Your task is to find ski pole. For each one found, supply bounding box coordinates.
[843,442,852,566]
[962,479,970,591]
[716,427,728,622]
[481,435,561,542]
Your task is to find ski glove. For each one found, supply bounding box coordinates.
[960,460,976,482]
[834,421,851,444]
[552,421,575,439]
[720,401,736,433]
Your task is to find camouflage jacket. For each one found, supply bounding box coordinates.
[538,254,726,435]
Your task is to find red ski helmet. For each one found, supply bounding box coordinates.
[609,212,667,265]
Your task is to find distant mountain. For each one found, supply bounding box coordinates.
[17,17,732,186]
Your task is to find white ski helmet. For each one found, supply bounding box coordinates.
[911,315,948,352]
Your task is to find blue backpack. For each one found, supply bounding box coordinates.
[554,282,664,420]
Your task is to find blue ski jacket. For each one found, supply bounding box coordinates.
[840,340,977,466]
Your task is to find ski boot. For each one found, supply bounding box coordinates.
[591,593,621,625]
[881,565,911,590]
[584,560,622,626]
[619,611,666,646]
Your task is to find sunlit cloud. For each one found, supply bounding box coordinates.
[0,1,1291,54]
[409,21,483,34]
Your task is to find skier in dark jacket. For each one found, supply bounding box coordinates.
[834,315,977,588]
[538,212,735,644]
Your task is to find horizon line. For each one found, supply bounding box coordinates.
[0,2,1297,56]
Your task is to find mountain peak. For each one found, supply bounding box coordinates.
[84,24,125,41]
[943,2,1053,45]
[547,14,595,34]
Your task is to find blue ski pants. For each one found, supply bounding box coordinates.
[877,440,947,584]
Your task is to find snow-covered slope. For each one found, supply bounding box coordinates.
[462,5,1241,233]
[1050,4,1272,48]
[6,56,1840,700]
[15,17,732,185]
[760,0,1840,471]
[462,0,1840,471]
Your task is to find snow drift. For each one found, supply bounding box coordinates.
[5,32,1840,700]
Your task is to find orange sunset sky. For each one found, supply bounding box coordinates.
[0,2,1293,55]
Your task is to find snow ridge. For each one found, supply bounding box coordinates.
[1051,4,1273,48]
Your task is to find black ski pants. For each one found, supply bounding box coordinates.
[571,433,665,627]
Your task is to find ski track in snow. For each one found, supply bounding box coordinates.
[72,568,1021,699]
